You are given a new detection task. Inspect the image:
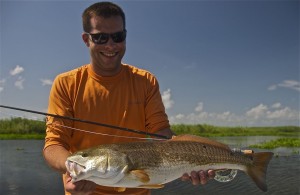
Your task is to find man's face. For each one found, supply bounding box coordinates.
[83,16,126,76]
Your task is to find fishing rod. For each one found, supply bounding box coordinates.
[0,105,169,139]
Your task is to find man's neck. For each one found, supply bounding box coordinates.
[90,63,122,77]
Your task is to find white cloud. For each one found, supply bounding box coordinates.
[183,62,197,70]
[271,102,281,109]
[246,104,268,119]
[175,114,185,120]
[269,80,300,92]
[195,102,204,112]
[216,111,232,121]
[40,79,53,86]
[268,85,277,91]
[266,107,298,120]
[0,79,5,93]
[162,89,174,109]
[278,80,300,92]
[14,76,25,90]
[10,65,24,76]
[168,102,299,126]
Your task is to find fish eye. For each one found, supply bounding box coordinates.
[81,153,89,157]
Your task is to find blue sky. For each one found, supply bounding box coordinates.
[0,0,299,126]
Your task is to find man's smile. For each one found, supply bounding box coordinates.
[101,52,118,57]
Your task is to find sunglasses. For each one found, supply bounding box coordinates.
[86,30,127,45]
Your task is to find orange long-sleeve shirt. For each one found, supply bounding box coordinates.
[44,64,170,194]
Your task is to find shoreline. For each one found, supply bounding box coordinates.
[1,125,299,138]
[1,133,299,149]
[0,133,45,140]
[1,118,299,148]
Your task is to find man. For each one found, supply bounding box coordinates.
[43,2,214,195]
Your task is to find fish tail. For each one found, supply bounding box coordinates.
[246,152,274,192]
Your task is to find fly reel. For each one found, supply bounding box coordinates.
[214,149,253,182]
[214,169,238,182]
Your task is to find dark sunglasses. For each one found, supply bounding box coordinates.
[86,30,127,45]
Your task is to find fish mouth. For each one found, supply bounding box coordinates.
[65,160,86,180]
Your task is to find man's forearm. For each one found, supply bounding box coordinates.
[43,145,70,174]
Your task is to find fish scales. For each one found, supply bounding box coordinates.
[66,134,273,192]
[110,141,253,169]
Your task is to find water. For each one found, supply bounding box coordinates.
[0,140,64,195]
[152,155,300,195]
[0,137,299,195]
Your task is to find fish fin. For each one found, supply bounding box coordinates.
[114,187,126,192]
[246,152,274,192]
[171,134,230,150]
[130,170,150,183]
[138,184,164,189]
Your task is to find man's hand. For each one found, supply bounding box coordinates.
[65,173,97,195]
[182,170,215,185]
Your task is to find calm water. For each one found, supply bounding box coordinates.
[0,137,299,195]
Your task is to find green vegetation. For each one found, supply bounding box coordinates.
[0,117,45,139]
[249,138,300,149]
[0,133,45,140]
[172,124,300,137]
[171,124,300,150]
[1,118,299,148]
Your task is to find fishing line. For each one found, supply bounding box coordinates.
[1,106,241,182]
[50,123,165,141]
[0,110,164,141]
[0,105,169,140]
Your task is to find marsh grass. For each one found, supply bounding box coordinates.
[249,138,300,149]
[0,117,45,139]
[0,133,45,140]
[0,117,45,134]
[172,124,300,137]
[1,118,299,144]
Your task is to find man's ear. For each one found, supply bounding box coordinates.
[82,33,90,47]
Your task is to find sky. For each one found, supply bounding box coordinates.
[0,0,299,127]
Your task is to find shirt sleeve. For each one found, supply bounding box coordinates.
[144,74,170,133]
[44,75,74,151]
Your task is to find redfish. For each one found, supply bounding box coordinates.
[66,135,273,192]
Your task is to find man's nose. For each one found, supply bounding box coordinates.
[104,36,116,48]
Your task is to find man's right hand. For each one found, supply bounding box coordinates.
[65,172,97,195]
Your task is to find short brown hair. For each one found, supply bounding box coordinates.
[82,2,126,33]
